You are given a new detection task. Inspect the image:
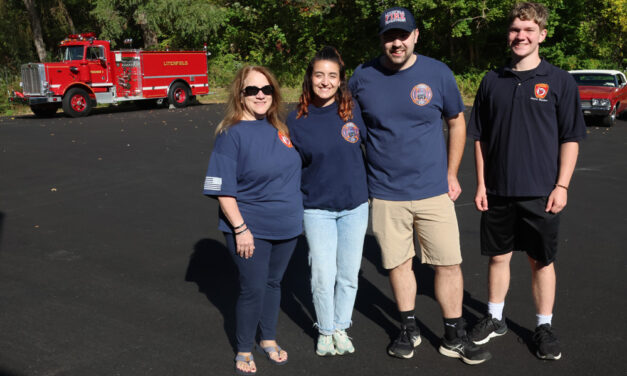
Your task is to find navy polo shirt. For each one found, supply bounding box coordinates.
[287,102,368,211]
[349,54,465,201]
[203,119,303,240]
[467,59,587,197]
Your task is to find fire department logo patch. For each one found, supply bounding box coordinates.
[341,122,360,143]
[411,84,433,106]
[278,131,293,148]
[534,83,549,99]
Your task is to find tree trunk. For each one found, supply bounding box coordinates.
[22,0,46,62]
[136,11,158,49]
[141,25,159,49]
[57,0,76,34]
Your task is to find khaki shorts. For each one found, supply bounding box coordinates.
[371,194,462,269]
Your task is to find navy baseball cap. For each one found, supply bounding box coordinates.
[379,7,416,35]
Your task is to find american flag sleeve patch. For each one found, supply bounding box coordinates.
[204,176,222,191]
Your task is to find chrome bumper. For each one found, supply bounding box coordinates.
[8,92,62,105]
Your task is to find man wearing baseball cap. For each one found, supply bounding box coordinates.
[349,7,491,364]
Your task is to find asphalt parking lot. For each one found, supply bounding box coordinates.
[0,104,625,376]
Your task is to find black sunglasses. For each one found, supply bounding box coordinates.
[242,85,273,96]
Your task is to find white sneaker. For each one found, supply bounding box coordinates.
[333,330,355,355]
[316,334,336,356]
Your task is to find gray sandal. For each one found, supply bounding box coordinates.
[234,353,256,375]
[257,344,288,365]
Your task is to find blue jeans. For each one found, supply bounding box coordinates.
[303,202,368,335]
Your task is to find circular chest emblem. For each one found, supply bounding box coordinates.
[341,122,360,143]
[278,131,293,148]
[410,84,433,106]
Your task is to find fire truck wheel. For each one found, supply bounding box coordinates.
[63,88,93,117]
[168,82,190,108]
[30,103,60,118]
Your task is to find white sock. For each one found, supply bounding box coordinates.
[536,314,553,327]
[487,301,505,321]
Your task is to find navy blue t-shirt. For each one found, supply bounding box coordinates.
[467,59,587,196]
[287,101,368,211]
[203,119,303,240]
[349,54,465,201]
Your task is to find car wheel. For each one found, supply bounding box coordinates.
[30,103,60,117]
[602,104,617,127]
[168,82,190,108]
[63,88,93,117]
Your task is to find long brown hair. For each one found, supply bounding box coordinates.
[296,46,354,121]
[216,65,288,136]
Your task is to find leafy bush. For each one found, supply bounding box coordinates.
[207,53,245,87]
[455,70,487,105]
[0,68,22,116]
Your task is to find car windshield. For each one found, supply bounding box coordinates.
[571,74,617,87]
[60,46,85,61]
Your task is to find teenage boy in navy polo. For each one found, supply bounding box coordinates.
[349,7,491,365]
[467,2,586,360]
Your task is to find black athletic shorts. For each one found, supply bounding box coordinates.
[480,195,560,265]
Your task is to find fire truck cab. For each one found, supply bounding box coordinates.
[11,33,209,117]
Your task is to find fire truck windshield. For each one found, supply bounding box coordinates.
[60,46,85,61]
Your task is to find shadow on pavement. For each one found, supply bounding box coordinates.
[506,318,536,355]
[185,238,238,352]
[355,235,398,339]
[0,368,24,376]
[281,236,317,346]
[0,212,3,253]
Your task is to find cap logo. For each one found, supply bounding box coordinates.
[278,131,293,148]
[534,83,549,99]
[410,84,433,106]
[341,122,360,143]
[385,10,407,25]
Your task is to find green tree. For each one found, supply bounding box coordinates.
[91,0,227,49]
[1,0,625,101]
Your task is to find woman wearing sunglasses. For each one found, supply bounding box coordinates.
[203,66,303,375]
[287,47,368,356]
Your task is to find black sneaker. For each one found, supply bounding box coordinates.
[439,335,492,365]
[469,315,508,345]
[387,324,422,359]
[533,324,562,360]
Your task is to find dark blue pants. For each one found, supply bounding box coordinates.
[225,233,297,352]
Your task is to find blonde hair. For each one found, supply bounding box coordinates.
[510,2,549,30]
[215,65,288,136]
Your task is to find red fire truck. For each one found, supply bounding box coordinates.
[10,32,209,117]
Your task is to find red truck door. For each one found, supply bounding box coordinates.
[86,45,111,88]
